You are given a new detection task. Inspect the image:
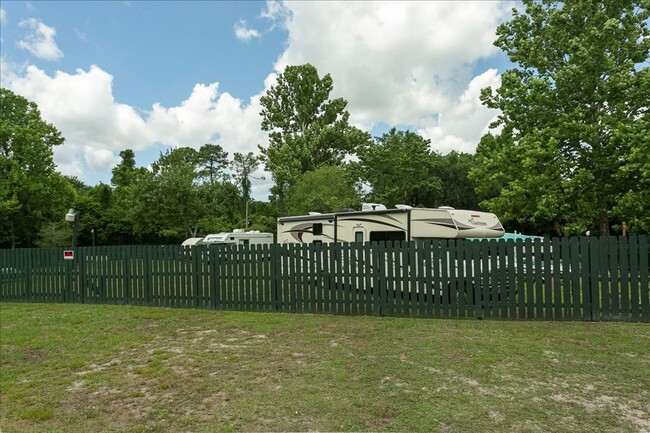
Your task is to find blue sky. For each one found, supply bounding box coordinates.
[1,1,515,200]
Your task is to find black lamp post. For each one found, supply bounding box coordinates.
[65,209,80,248]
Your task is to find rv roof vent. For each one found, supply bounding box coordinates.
[308,212,322,215]
[233,229,245,233]
[395,204,413,210]
[362,203,387,211]
[438,206,455,210]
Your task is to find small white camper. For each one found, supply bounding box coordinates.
[181,237,204,247]
[277,204,504,244]
[200,229,274,246]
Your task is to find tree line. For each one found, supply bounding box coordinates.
[1,0,648,248]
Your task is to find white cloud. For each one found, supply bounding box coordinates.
[1,9,6,25]
[417,69,502,154]
[3,64,268,186]
[84,146,121,172]
[261,0,290,28]
[17,18,63,61]
[75,28,87,42]
[269,1,513,153]
[234,19,261,41]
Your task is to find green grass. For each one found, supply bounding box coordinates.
[1,303,649,433]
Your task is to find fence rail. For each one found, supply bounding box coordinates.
[1,236,648,322]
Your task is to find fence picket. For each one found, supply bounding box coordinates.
[639,235,649,323]
[598,238,613,320]
[552,237,562,320]
[629,236,640,322]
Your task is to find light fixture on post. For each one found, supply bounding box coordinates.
[65,209,80,248]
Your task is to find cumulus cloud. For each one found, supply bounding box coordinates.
[1,8,6,25]
[269,1,512,153]
[17,18,63,61]
[417,69,502,154]
[261,0,290,28]
[234,19,261,41]
[3,64,268,186]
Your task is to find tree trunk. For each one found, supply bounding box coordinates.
[599,209,609,237]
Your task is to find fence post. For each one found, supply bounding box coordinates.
[25,249,32,303]
[193,245,201,309]
[579,237,591,320]
[589,237,601,321]
[65,249,74,303]
[123,246,131,305]
[639,235,649,323]
[270,244,280,312]
[79,247,86,304]
[144,246,152,306]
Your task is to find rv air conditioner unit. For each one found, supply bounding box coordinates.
[361,203,387,211]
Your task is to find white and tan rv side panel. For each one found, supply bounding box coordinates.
[277,216,336,244]
[335,211,409,243]
[410,209,504,239]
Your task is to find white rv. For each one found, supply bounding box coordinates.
[277,204,505,244]
[200,229,274,246]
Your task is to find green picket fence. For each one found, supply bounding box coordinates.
[1,236,648,322]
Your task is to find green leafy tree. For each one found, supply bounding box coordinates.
[132,147,204,242]
[106,150,150,244]
[353,128,443,207]
[111,150,139,188]
[473,0,650,236]
[231,152,260,201]
[259,64,371,207]
[197,143,229,184]
[35,221,71,248]
[73,183,113,246]
[285,166,360,215]
[438,152,481,210]
[0,88,74,248]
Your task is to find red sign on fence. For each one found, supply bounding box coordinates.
[63,250,74,260]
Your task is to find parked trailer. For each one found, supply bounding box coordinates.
[200,229,274,246]
[277,204,505,244]
[276,204,506,303]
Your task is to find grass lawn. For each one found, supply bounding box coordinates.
[1,303,649,433]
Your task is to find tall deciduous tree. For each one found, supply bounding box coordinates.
[353,128,443,208]
[258,64,371,207]
[0,88,74,248]
[285,166,360,215]
[133,147,204,241]
[472,0,650,236]
[438,152,481,210]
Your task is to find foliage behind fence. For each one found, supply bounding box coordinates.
[1,236,648,322]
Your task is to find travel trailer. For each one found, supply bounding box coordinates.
[277,204,504,244]
[200,229,274,246]
[181,237,203,247]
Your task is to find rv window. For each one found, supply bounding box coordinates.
[313,223,323,236]
[242,239,249,245]
[369,231,406,243]
[355,231,364,243]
